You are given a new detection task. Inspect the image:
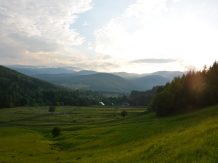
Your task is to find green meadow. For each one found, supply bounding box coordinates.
[1,105,218,163]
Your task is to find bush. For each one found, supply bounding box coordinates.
[48,106,56,114]
[121,110,128,118]
[52,127,61,137]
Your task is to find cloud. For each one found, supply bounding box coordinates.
[83,21,90,26]
[8,33,60,53]
[0,0,93,45]
[0,0,93,66]
[172,0,181,2]
[1,0,218,74]
[130,58,177,64]
[88,62,121,72]
[94,0,169,59]
[123,0,167,20]
[94,0,218,70]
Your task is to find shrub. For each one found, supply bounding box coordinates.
[121,110,128,118]
[48,106,56,114]
[52,127,61,137]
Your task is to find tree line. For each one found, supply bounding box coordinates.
[0,65,156,108]
[148,61,218,116]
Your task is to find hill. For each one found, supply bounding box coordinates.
[113,71,184,80]
[149,71,185,80]
[0,65,67,91]
[0,66,141,108]
[0,65,69,107]
[1,105,218,162]
[33,73,172,93]
[7,65,97,76]
[35,73,137,93]
[130,75,171,91]
[7,66,76,76]
[149,61,218,116]
[73,70,97,76]
[6,65,185,93]
[112,72,141,79]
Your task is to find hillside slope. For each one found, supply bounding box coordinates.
[33,73,172,92]
[149,71,185,80]
[37,73,137,93]
[0,65,70,107]
[1,105,218,162]
[0,65,67,92]
[7,66,76,76]
[5,65,185,93]
[130,75,171,91]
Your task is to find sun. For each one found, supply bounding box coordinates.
[183,55,217,72]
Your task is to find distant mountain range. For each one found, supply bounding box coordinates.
[6,65,186,93]
[7,66,76,76]
[130,75,171,91]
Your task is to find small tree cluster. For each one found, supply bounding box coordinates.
[121,110,128,119]
[48,106,56,114]
[52,127,61,137]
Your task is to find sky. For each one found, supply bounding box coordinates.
[0,0,218,74]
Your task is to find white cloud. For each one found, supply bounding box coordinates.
[1,0,218,73]
[0,0,93,66]
[83,21,90,26]
[94,0,218,72]
[95,0,169,59]
[123,0,167,20]
[173,0,181,2]
[0,0,93,45]
[94,1,184,73]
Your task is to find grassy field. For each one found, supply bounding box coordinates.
[1,105,218,163]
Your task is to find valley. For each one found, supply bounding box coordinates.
[7,65,184,93]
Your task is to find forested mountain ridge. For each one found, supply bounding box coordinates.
[0,65,68,91]
[7,66,76,76]
[34,73,138,93]
[130,75,171,91]
[33,73,176,92]
[0,65,134,108]
[0,65,187,109]
[7,65,184,92]
[149,62,218,116]
[149,71,186,80]
[0,65,70,108]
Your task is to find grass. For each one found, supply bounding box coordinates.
[0,105,218,162]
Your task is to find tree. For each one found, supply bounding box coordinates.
[0,94,12,108]
[37,98,43,106]
[19,97,29,106]
[121,110,128,119]
[29,98,36,107]
[60,102,64,106]
[48,106,56,114]
[83,100,89,106]
[45,100,51,106]
[152,90,174,116]
[52,127,61,137]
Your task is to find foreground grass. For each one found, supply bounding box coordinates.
[0,106,218,162]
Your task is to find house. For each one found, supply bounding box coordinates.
[99,102,105,106]
[122,102,130,106]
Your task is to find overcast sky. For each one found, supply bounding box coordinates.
[0,0,218,73]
